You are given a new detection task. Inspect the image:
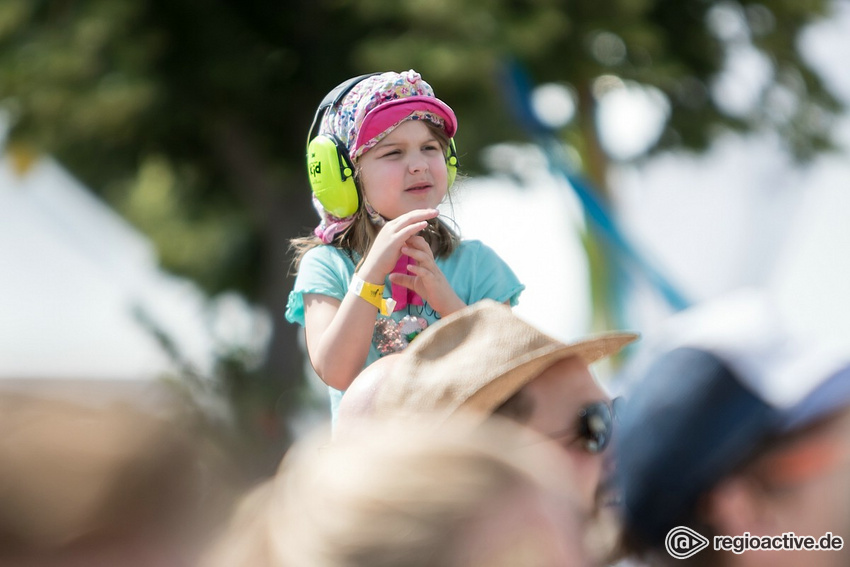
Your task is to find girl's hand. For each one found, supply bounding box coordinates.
[358,209,439,283]
[388,235,466,316]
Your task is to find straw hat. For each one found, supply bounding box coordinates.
[371,299,638,424]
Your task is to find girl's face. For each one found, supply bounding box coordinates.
[357,120,449,220]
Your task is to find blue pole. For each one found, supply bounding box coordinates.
[500,60,691,312]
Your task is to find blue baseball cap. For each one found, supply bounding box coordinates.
[615,289,850,547]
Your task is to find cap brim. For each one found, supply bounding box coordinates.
[782,363,850,431]
[354,95,458,152]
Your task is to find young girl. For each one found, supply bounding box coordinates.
[286,70,524,420]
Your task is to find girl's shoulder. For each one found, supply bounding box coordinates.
[440,238,525,304]
[450,239,501,259]
[301,244,359,269]
[456,238,487,250]
[438,238,509,270]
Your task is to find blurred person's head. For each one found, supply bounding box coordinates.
[701,402,850,567]
[616,289,850,567]
[264,417,592,567]
[346,299,638,514]
[202,480,275,567]
[0,392,214,567]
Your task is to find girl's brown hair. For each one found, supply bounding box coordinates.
[290,122,459,273]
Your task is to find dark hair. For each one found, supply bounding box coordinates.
[618,521,719,567]
[493,388,535,423]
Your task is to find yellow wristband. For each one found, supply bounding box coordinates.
[349,275,396,316]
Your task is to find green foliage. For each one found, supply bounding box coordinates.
[349,0,841,162]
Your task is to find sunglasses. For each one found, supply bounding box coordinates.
[545,397,624,454]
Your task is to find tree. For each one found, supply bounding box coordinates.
[0,0,381,474]
[349,0,841,179]
[1,0,844,467]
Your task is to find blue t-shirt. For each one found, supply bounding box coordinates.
[285,239,524,418]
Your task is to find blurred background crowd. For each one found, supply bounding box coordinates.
[2,0,850,565]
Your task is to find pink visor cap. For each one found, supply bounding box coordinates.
[350,95,458,160]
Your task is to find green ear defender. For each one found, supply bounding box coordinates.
[307,134,358,218]
[306,73,460,219]
[305,73,379,219]
[446,138,458,189]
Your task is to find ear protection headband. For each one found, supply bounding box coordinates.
[306,74,459,219]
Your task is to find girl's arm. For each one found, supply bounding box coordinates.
[303,209,440,391]
[302,291,382,391]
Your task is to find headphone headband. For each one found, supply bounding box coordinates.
[306,72,383,151]
[318,73,382,113]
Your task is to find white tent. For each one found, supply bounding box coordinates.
[0,152,218,388]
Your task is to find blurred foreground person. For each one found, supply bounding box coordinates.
[206,416,593,567]
[0,392,216,567]
[337,299,638,516]
[616,290,850,567]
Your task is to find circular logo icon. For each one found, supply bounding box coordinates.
[665,526,710,559]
